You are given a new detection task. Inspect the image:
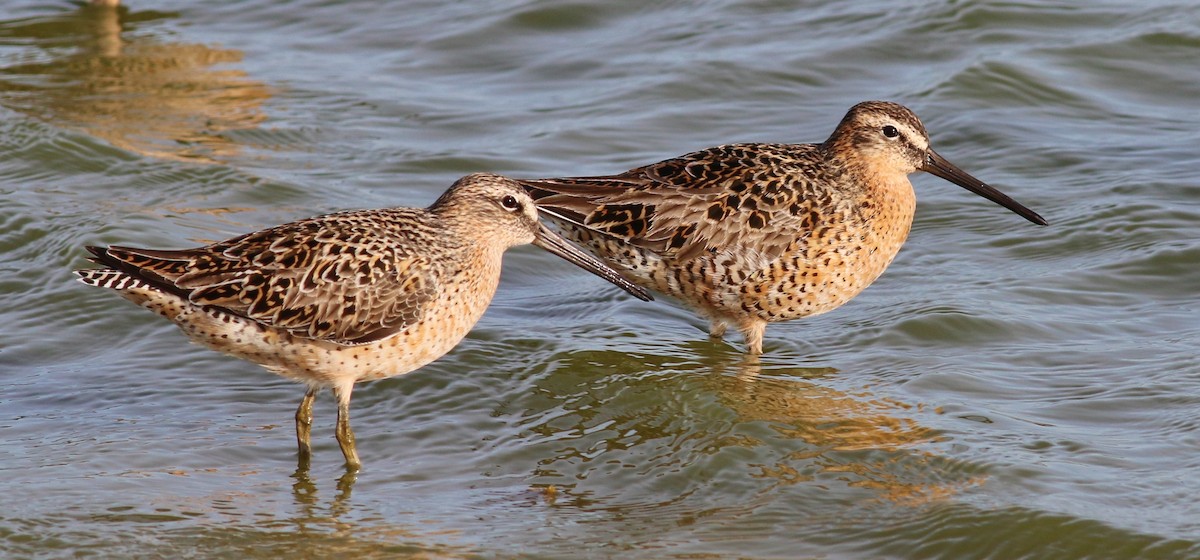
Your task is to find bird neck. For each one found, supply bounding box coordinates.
[818,141,917,246]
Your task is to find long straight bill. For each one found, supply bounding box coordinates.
[533,223,653,301]
[923,150,1048,226]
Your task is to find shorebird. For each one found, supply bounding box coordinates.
[522,101,1047,354]
[75,173,651,471]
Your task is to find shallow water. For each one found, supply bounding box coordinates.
[2,1,1199,558]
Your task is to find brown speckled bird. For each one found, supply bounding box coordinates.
[522,101,1047,354]
[75,173,650,471]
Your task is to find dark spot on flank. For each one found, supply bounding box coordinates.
[707,204,726,221]
[608,224,631,237]
[667,224,697,250]
[656,162,681,177]
[748,212,766,229]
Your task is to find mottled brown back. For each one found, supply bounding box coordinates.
[86,208,445,345]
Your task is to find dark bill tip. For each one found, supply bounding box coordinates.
[533,223,653,302]
[923,150,1048,226]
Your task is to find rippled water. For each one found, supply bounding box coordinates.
[2,1,1199,558]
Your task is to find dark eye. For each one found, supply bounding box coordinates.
[500,195,521,211]
[882,125,899,138]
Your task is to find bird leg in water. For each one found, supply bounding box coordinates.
[333,385,361,471]
[739,320,767,355]
[709,318,729,339]
[295,386,317,465]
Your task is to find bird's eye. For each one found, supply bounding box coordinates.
[882,125,900,138]
[500,195,521,211]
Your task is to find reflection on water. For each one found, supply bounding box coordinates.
[100,487,461,558]
[4,0,1198,555]
[499,347,979,514]
[714,359,980,506]
[291,465,358,513]
[0,466,466,558]
[0,3,270,163]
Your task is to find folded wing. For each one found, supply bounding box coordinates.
[86,209,439,345]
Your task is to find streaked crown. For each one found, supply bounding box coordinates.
[825,100,932,175]
[432,173,542,248]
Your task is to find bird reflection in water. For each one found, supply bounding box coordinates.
[718,358,984,506]
[291,463,356,517]
[0,2,270,163]
[284,464,473,555]
[507,348,983,511]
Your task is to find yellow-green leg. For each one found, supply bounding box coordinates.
[332,385,361,471]
[709,318,729,340]
[295,387,317,463]
[740,319,767,355]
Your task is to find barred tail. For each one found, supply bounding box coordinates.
[75,268,153,291]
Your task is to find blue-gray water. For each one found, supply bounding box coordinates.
[2,1,1199,558]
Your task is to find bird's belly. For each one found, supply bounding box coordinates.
[556,214,911,324]
[120,280,490,387]
[726,224,911,323]
[675,230,910,324]
[728,250,893,322]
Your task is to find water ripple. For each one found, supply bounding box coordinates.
[3,0,1200,557]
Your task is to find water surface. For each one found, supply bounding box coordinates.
[2,1,1199,558]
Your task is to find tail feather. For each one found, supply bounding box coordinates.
[77,245,193,299]
[74,268,152,291]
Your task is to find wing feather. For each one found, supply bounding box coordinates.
[89,209,440,345]
[523,142,828,263]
